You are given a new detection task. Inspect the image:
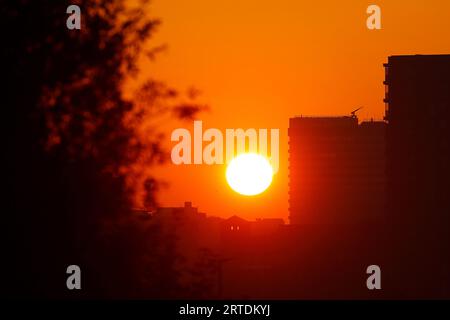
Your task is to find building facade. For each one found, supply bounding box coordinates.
[288,116,386,225]
[383,55,450,297]
[384,55,450,227]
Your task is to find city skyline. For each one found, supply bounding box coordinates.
[146,0,450,221]
[4,0,450,301]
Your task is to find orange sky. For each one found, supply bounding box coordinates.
[131,0,450,221]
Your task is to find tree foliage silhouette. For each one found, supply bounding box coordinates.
[3,0,204,298]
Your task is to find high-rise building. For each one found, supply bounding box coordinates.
[384,55,450,226]
[384,55,450,297]
[288,116,386,225]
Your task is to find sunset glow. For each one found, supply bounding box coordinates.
[226,153,273,196]
[6,0,450,302]
[150,0,450,221]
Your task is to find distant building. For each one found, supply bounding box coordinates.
[288,116,386,225]
[252,218,285,236]
[154,201,206,220]
[220,216,285,237]
[221,215,251,236]
[153,201,221,254]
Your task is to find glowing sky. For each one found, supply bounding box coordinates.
[133,0,450,221]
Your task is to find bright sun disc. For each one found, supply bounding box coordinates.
[226,153,273,196]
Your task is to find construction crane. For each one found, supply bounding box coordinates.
[350,107,363,118]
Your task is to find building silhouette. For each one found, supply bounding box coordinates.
[288,116,386,225]
[384,55,450,227]
[384,55,450,297]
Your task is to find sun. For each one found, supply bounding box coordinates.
[226,153,273,196]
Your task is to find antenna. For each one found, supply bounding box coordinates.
[351,107,363,118]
